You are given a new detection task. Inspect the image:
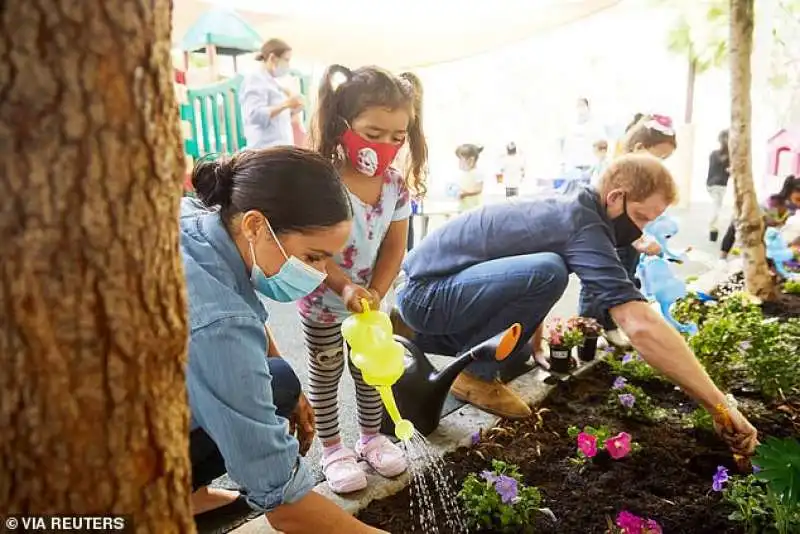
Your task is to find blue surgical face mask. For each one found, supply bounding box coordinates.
[272,63,289,78]
[248,220,326,302]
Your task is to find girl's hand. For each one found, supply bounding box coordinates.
[342,283,379,313]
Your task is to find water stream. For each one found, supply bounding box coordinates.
[403,431,469,533]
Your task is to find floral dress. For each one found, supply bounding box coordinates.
[298,167,411,324]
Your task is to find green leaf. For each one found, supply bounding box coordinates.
[754,437,800,505]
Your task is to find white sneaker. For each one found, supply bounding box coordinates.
[322,447,367,494]
[356,435,407,478]
[605,329,632,348]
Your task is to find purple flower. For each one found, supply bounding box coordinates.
[739,340,752,352]
[494,474,519,504]
[481,470,498,484]
[752,464,761,473]
[471,431,481,445]
[605,345,616,353]
[712,465,729,492]
[619,393,636,408]
[613,376,628,389]
[622,353,634,364]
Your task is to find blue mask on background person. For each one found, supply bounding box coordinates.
[249,219,326,302]
[272,63,289,78]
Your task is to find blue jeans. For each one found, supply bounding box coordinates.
[397,252,569,381]
[579,245,640,330]
[190,357,301,490]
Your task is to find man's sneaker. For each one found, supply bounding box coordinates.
[356,435,407,478]
[450,371,531,419]
[322,447,367,494]
[605,329,632,348]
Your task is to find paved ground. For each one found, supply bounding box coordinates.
[211,196,734,491]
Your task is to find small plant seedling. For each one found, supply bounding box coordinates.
[784,279,800,295]
[607,382,667,423]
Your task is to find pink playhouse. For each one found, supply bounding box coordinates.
[767,128,800,184]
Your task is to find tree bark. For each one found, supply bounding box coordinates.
[0,1,193,531]
[729,0,777,300]
[685,56,697,124]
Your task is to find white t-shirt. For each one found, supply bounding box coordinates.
[562,119,607,169]
[499,154,525,187]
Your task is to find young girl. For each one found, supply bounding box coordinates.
[577,113,678,348]
[299,65,427,494]
[455,143,485,213]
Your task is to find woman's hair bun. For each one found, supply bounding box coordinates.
[192,155,235,208]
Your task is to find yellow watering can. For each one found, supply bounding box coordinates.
[341,299,415,441]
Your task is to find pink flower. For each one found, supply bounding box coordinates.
[576,432,598,458]
[605,432,632,460]
[644,519,663,534]
[616,510,643,533]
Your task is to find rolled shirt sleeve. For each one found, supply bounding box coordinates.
[563,222,645,312]
[187,316,314,512]
[240,77,274,130]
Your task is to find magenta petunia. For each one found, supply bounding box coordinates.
[576,432,598,458]
[605,432,632,460]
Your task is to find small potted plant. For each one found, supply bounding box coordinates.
[569,316,604,362]
[546,318,584,373]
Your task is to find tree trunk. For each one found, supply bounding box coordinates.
[0,1,193,531]
[685,56,697,124]
[729,0,777,300]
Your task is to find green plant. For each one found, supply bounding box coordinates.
[607,383,666,423]
[672,292,713,325]
[459,459,547,533]
[784,279,800,295]
[754,438,800,507]
[723,475,769,533]
[606,352,667,383]
[743,319,800,399]
[682,407,714,431]
[545,317,584,348]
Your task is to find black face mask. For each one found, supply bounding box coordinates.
[611,194,643,246]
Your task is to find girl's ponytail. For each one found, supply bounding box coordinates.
[311,64,353,162]
[398,71,429,198]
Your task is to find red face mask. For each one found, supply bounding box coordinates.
[341,129,401,178]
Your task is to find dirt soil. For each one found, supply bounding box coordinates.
[358,364,796,533]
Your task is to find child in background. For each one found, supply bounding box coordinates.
[299,65,427,494]
[455,144,485,213]
[720,175,800,259]
[497,142,525,198]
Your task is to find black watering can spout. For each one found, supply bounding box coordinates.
[381,323,523,437]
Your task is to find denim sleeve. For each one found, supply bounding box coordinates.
[187,316,314,512]
[562,222,645,311]
[240,78,274,130]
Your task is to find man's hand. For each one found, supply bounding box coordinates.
[289,392,316,456]
[342,283,380,313]
[712,405,758,457]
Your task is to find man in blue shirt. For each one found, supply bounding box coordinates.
[397,154,757,457]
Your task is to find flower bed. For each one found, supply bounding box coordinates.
[358,287,800,533]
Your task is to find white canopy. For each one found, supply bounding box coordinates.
[173,0,622,69]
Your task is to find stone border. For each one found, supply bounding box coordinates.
[231,358,603,534]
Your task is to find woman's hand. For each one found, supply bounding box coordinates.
[712,405,759,457]
[289,392,316,456]
[342,283,380,313]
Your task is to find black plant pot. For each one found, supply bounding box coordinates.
[578,335,599,362]
[549,345,572,373]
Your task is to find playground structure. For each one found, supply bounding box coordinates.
[173,8,312,192]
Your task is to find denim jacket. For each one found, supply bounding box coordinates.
[180,198,314,512]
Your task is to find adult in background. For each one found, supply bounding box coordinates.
[183,147,385,533]
[560,97,607,181]
[240,38,304,149]
[707,129,731,242]
[394,155,758,463]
